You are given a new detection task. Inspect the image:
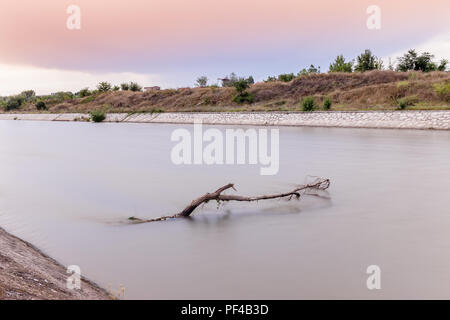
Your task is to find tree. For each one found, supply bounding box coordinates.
[35,101,47,110]
[195,76,208,87]
[354,49,383,72]
[264,76,277,82]
[232,79,254,104]
[302,96,317,111]
[97,82,112,92]
[396,49,446,72]
[298,65,321,76]
[4,96,24,111]
[221,73,254,87]
[112,85,120,91]
[329,55,353,72]
[21,90,36,102]
[438,59,448,72]
[387,58,395,71]
[120,83,130,91]
[129,82,142,92]
[277,73,296,82]
[415,52,436,72]
[78,88,91,97]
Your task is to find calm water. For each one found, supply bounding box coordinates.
[1,120,450,299]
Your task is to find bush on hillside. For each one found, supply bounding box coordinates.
[397,49,448,72]
[302,96,317,111]
[129,82,142,92]
[35,101,47,110]
[97,82,112,92]
[355,49,383,72]
[195,76,208,87]
[21,90,36,102]
[78,88,91,97]
[434,82,450,102]
[329,55,353,73]
[90,110,106,122]
[4,95,25,111]
[323,97,332,110]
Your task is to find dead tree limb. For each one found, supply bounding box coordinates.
[129,177,330,223]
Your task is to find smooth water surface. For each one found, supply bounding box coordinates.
[1,120,450,299]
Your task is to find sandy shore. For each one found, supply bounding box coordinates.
[0,227,109,300]
[1,111,450,130]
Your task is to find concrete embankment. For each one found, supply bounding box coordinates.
[1,111,450,130]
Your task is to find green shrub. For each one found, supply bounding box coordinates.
[97,82,112,92]
[329,55,353,72]
[397,96,418,109]
[21,90,36,102]
[232,91,254,104]
[397,49,447,72]
[298,65,321,76]
[396,81,409,88]
[90,110,106,122]
[51,91,74,102]
[4,96,24,111]
[113,85,120,91]
[80,95,96,104]
[398,100,407,110]
[264,76,277,83]
[354,49,383,72]
[129,82,142,92]
[120,83,129,91]
[277,73,296,82]
[302,96,317,111]
[434,82,450,102]
[233,79,250,94]
[221,73,254,87]
[196,76,208,87]
[35,101,47,110]
[78,88,91,97]
[323,97,332,110]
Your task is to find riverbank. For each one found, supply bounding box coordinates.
[0,227,109,300]
[1,110,450,130]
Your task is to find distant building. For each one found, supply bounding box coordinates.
[144,86,161,92]
[218,78,230,87]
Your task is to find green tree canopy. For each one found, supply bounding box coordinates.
[354,49,383,72]
[329,55,353,73]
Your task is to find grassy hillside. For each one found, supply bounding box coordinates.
[5,71,450,113]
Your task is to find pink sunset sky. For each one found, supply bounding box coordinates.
[0,0,449,94]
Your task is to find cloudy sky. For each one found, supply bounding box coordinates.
[0,0,449,95]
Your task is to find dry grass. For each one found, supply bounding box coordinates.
[9,71,450,113]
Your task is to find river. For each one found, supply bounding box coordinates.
[1,120,450,299]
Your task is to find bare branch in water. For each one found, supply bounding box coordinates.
[129,177,330,223]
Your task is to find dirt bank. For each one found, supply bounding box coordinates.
[2,70,449,113]
[0,227,109,300]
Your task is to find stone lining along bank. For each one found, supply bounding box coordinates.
[1,111,450,130]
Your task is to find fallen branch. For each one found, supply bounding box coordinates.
[129,177,330,223]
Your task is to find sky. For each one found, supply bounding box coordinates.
[0,0,449,95]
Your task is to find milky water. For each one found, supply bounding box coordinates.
[1,120,450,299]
